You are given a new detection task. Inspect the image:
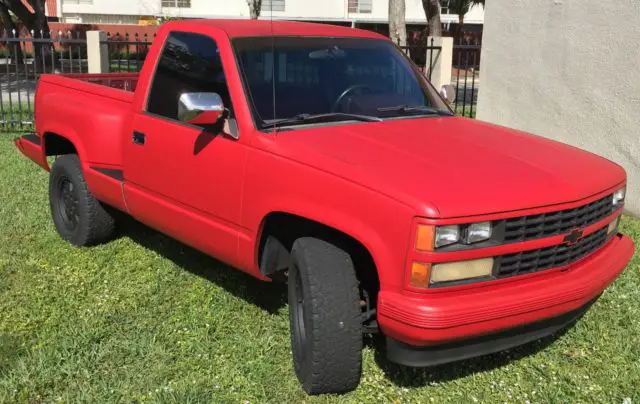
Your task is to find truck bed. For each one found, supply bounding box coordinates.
[62,73,140,92]
[39,73,138,103]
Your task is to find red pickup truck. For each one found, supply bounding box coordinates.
[15,19,634,394]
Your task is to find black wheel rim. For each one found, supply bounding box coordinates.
[57,178,79,231]
[291,264,308,361]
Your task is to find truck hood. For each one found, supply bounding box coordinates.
[273,117,626,218]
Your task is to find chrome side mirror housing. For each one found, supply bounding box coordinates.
[178,92,225,125]
[440,84,456,104]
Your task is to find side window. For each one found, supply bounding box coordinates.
[146,32,232,124]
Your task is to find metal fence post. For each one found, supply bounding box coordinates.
[87,31,109,74]
[426,36,453,91]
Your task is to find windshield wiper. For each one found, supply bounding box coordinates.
[264,112,382,128]
[376,105,454,116]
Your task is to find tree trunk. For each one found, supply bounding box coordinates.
[0,1,24,66]
[248,0,262,19]
[456,14,465,44]
[30,0,52,73]
[388,0,407,47]
[2,0,52,71]
[4,0,35,27]
[421,0,442,37]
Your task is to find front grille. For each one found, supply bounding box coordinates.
[495,227,610,278]
[501,194,613,243]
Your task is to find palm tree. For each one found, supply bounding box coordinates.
[448,0,485,42]
[247,0,262,19]
[389,0,407,46]
[421,0,442,36]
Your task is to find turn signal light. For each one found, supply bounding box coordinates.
[415,224,435,252]
[410,262,431,288]
[608,215,621,235]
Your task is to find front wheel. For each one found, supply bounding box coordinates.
[288,237,363,394]
[49,154,116,246]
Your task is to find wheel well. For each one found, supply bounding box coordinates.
[43,132,77,156]
[258,212,380,304]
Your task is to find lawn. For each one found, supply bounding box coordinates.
[0,134,639,403]
[0,104,34,133]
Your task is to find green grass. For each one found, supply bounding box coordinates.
[1,134,639,403]
[455,104,477,119]
[0,103,34,131]
[109,62,142,72]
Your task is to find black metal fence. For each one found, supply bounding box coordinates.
[398,38,440,81]
[0,30,90,131]
[102,32,155,73]
[399,38,481,118]
[0,32,481,132]
[0,30,153,132]
[451,43,481,118]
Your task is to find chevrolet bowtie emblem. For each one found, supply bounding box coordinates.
[563,229,584,245]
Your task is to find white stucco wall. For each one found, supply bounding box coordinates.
[477,0,639,215]
[62,0,484,25]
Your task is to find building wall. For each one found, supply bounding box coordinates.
[58,0,484,25]
[61,0,161,17]
[477,0,639,215]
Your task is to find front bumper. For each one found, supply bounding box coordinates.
[386,297,597,367]
[378,233,634,352]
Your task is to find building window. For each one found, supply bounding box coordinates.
[162,0,191,8]
[261,0,285,12]
[348,0,372,13]
[440,0,450,15]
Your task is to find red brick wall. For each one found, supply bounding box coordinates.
[46,0,58,17]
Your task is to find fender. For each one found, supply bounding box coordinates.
[242,198,413,290]
[239,155,416,290]
[40,124,88,168]
[254,205,385,273]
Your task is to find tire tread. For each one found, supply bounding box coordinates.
[49,154,115,246]
[290,237,362,394]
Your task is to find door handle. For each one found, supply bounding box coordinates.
[132,131,146,145]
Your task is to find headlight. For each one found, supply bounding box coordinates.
[613,186,626,206]
[465,221,492,244]
[416,222,494,251]
[435,225,460,248]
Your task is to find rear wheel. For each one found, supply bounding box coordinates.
[288,237,363,394]
[49,154,116,246]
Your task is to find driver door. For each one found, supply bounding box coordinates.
[123,30,246,264]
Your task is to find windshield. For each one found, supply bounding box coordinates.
[233,37,452,129]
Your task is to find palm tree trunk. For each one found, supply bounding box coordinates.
[421,0,442,36]
[389,0,407,46]
[247,0,262,19]
[30,0,52,73]
[456,14,465,44]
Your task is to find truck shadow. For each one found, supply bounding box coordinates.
[116,215,579,387]
[366,322,577,387]
[117,215,288,314]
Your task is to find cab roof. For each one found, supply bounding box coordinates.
[169,19,388,40]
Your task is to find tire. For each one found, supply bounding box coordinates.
[49,154,116,246]
[288,237,363,394]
